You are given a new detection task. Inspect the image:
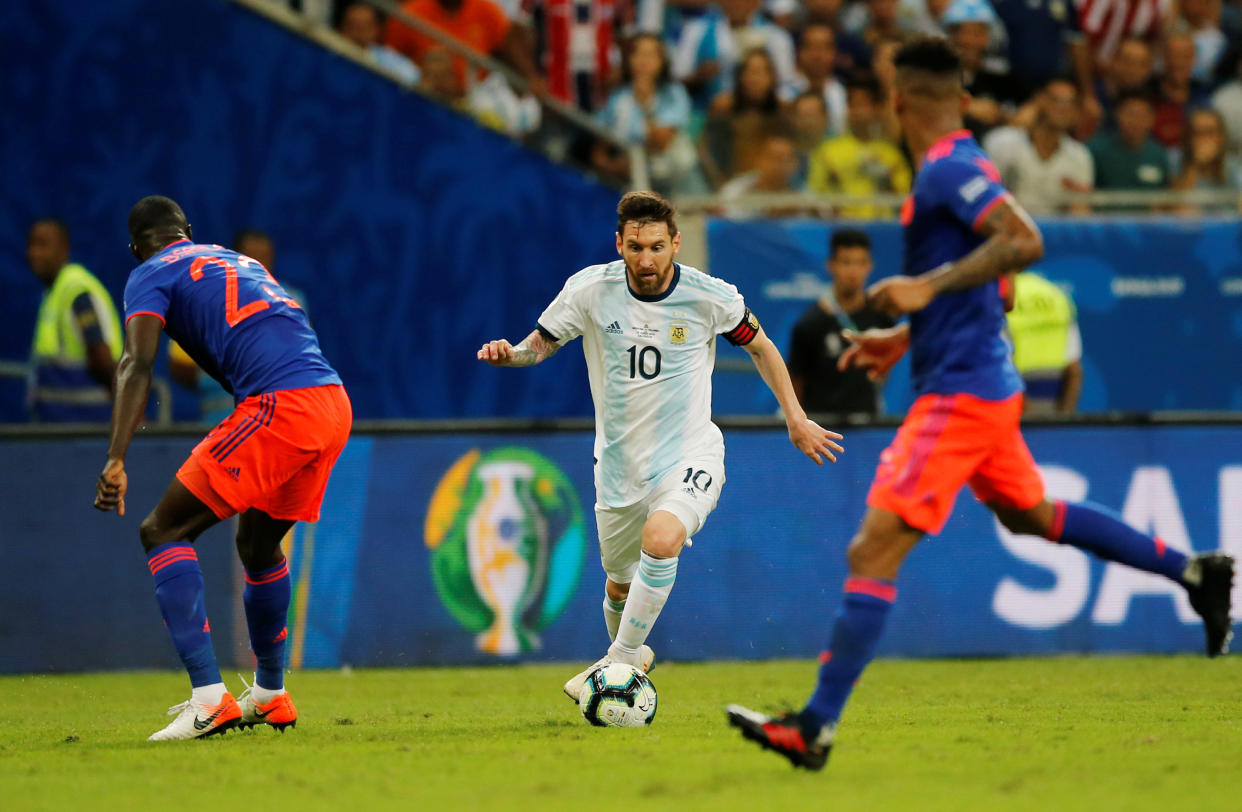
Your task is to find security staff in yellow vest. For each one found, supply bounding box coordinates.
[1005,270,1082,415]
[27,219,122,421]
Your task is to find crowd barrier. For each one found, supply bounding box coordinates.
[3,418,1240,674]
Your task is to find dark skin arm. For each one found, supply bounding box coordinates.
[1058,359,1083,413]
[868,197,1044,317]
[94,314,163,515]
[85,341,117,393]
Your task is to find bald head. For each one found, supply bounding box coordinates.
[128,195,191,260]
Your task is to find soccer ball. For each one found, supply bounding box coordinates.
[577,662,658,727]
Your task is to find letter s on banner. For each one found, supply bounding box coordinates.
[992,466,1091,629]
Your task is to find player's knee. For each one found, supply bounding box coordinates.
[993,502,1054,538]
[845,532,894,577]
[138,514,172,552]
[606,580,630,602]
[640,523,685,559]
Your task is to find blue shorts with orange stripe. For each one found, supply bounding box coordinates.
[177,384,352,523]
[867,393,1044,535]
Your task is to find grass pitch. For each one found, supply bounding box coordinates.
[2,657,1240,811]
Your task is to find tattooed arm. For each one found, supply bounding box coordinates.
[868,197,1045,317]
[476,328,561,367]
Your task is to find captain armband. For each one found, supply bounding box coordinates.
[722,308,761,347]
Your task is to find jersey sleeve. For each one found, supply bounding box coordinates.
[710,282,754,345]
[122,268,171,326]
[929,156,1010,231]
[535,278,585,345]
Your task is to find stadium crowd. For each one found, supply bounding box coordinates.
[311,0,1242,212]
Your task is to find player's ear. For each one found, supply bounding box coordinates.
[959,91,970,115]
[185,223,194,240]
[615,232,623,256]
[671,232,681,255]
[129,242,141,261]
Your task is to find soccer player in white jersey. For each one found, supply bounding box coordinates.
[477,191,844,699]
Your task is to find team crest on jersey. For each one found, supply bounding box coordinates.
[669,322,688,345]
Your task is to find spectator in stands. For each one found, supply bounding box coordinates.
[338,1,421,84]
[1006,271,1083,415]
[787,228,894,416]
[385,0,543,96]
[1212,47,1242,156]
[841,0,905,54]
[943,0,1022,138]
[418,46,540,134]
[719,131,808,216]
[990,0,1101,129]
[789,24,848,137]
[671,0,797,109]
[523,0,617,111]
[1172,108,1242,211]
[699,48,786,185]
[592,33,704,195]
[1078,0,1169,68]
[896,0,952,37]
[1098,37,1156,125]
[984,78,1094,214]
[869,36,905,141]
[1089,90,1171,192]
[806,77,911,217]
[1178,0,1228,82]
[790,90,831,186]
[803,0,871,75]
[1153,32,1213,150]
[26,219,121,422]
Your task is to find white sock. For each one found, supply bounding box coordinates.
[604,593,626,641]
[192,682,227,705]
[610,552,678,659]
[251,675,286,703]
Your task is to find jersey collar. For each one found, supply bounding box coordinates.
[627,262,680,303]
[923,129,973,163]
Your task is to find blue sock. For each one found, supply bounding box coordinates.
[1049,501,1189,582]
[244,558,292,690]
[147,543,221,688]
[802,577,896,729]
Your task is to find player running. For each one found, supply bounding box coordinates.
[726,38,1235,771]
[478,191,844,701]
[94,196,352,741]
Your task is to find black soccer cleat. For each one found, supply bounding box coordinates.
[1185,553,1235,657]
[725,704,831,771]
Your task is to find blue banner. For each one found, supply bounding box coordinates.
[3,423,1239,674]
[707,218,1242,415]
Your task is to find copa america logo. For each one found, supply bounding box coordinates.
[424,448,586,655]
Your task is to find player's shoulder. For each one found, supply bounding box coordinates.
[563,260,624,292]
[918,140,1003,197]
[676,264,741,302]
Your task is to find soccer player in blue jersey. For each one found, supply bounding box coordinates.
[93,196,352,741]
[726,38,1235,771]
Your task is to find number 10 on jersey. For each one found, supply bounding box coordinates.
[627,345,662,379]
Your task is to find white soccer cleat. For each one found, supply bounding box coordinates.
[147,693,242,741]
[562,645,656,702]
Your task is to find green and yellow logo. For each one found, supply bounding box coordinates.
[425,447,586,655]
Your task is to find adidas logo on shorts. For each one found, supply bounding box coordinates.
[226,466,242,481]
[604,321,623,334]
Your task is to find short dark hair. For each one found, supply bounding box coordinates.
[845,75,883,103]
[128,195,188,244]
[1115,88,1155,110]
[620,33,671,87]
[30,217,71,247]
[830,228,871,257]
[793,90,828,113]
[233,227,272,248]
[894,36,962,76]
[617,191,678,237]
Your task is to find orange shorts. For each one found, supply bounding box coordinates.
[867,393,1044,534]
[177,384,352,523]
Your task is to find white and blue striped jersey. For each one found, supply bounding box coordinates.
[537,261,750,508]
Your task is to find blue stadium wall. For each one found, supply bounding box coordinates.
[0,0,615,421]
[4,425,1240,673]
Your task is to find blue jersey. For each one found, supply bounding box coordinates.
[901,130,1023,401]
[123,241,341,401]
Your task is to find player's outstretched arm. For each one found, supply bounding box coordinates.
[95,314,163,515]
[868,197,1044,317]
[838,324,910,381]
[741,326,845,466]
[477,329,560,367]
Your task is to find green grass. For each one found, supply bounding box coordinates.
[2,657,1240,811]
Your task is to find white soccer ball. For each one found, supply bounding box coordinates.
[578,662,658,727]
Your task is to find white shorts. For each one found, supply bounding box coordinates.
[594,455,725,584]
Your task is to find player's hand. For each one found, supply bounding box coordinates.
[788,416,844,466]
[94,457,128,516]
[867,276,935,318]
[839,326,909,381]
[477,339,515,366]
